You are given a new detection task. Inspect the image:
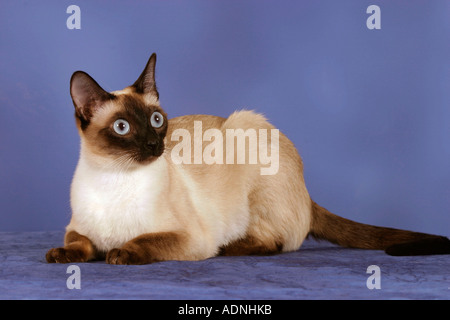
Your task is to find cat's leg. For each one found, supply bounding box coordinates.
[46,230,97,263]
[106,231,189,265]
[218,235,283,256]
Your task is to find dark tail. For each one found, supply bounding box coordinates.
[309,201,450,256]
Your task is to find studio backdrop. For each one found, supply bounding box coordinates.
[0,0,448,236]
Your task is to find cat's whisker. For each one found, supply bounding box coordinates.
[103,156,124,170]
[103,154,134,172]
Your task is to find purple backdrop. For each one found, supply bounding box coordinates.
[0,0,449,236]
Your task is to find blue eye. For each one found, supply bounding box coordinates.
[150,111,164,128]
[113,119,130,135]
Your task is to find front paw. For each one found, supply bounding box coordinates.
[46,247,88,263]
[106,248,146,265]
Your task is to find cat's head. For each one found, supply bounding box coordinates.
[70,53,168,167]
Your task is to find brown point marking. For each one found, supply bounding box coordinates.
[106,231,188,265]
[46,231,97,263]
[79,92,168,162]
[219,235,283,256]
[309,200,450,255]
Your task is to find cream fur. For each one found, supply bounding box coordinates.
[68,155,170,252]
[68,109,312,259]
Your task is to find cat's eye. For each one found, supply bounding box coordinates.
[150,111,164,128]
[113,119,130,135]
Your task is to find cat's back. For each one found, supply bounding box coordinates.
[165,111,275,148]
[166,111,273,131]
[166,114,226,148]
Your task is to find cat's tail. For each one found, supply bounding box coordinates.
[308,200,450,256]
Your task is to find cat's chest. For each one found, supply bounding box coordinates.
[86,170,155,214]
[69,158,168,251]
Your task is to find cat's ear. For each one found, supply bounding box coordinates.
[132,53,159,99]
[70,71,114,123]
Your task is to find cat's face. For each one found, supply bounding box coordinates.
[70,53,167,166]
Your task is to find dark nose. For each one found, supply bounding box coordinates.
[146,140,159,149]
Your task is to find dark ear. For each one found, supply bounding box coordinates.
[132,53,159,99]
[70,71,114,123]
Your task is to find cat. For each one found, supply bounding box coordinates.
[46,53,450,264]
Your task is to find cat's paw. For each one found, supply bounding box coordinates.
[106,248,145,265]
[46,247,88,263]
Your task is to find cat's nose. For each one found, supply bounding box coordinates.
[146,140,158,149]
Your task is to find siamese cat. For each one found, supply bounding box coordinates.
[46,53,450,264]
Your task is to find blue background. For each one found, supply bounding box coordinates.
[0,0,449,236]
